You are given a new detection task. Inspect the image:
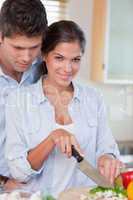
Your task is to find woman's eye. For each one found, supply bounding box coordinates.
[72,58,81,63]
[55,56,63,61]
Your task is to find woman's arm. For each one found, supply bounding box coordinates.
[5,94,80,181]
[5,90,81,181]
[95,93,122,183]
[27,134,54,170]
[96,93,120,158]
[27,128,81,170]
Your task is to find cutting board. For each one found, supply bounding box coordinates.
[58,187,89,200]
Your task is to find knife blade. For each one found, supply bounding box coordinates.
[71,145,113,188]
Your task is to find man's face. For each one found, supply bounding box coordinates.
[0,34,42,73]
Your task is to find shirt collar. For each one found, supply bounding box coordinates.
[34,78,82,104]
[72,81,81,102]
[34,76,47,104]
[0,66,5,76]
[20,58,40,84]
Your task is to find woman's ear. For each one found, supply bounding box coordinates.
[42,54,46,61]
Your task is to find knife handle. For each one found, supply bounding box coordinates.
[71,145,84,163]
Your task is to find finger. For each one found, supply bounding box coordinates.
[103,159,111,181]
[98,158,106,176]
[54,136,63,152]
[54,137,60,147]
[98,165,105,176]
[109,159,117,184]
[115,165,121,179]
[115,161,124,178]
[98,159,105,176]
[65,136,71,157]
[60,136,66,153]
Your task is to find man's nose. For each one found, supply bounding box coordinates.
[22,50,31,62]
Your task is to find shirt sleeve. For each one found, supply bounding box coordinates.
[5,91,44,182]
[95,92,120,160]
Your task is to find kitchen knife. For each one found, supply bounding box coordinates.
[71,145,113,188]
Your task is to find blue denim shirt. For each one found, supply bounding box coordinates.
[0,59,42,176]
[5,77,119,197]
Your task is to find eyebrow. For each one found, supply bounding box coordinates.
[53,52,82,58]
[53,53,63,56]
[11,43,41,49]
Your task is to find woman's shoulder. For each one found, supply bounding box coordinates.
[73,81,105,119]
[73,81,103,100]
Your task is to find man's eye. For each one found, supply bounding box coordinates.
[31,45,40,50]
[14,47,23,50]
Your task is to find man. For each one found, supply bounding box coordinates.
[0,0,47,189]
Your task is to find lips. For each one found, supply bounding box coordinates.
[18,63,30,68]
[57,73,72,80]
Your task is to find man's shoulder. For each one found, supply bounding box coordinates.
[8,78,41,105]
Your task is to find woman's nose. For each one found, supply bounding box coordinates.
[64,61,72,72]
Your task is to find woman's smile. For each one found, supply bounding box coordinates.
[56,72,72,81]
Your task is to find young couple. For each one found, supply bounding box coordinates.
[0,0,123,197]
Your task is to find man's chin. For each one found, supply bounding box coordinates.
[16,65,30,72]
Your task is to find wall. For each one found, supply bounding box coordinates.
[67,0,92,83]
[68,0,133,141]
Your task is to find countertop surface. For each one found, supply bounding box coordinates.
[58,187,89,200]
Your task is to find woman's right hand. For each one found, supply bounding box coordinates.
[48,128,82,158]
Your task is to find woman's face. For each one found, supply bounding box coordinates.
[43,41,82,89]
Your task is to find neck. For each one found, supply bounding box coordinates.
[1,65,22,82]
[42,77,74,107]
[43,76,73,94]
[0,58,22,83]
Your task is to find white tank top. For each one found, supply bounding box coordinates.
[52,123,76,197]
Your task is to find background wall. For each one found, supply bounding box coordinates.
[68,0,133,141]
[68,0,92,83]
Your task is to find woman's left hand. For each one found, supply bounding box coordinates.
[97,154,124,184]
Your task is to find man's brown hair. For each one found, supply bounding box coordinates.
[0,0,48,38]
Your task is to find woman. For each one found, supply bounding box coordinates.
[5,20,123,197]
